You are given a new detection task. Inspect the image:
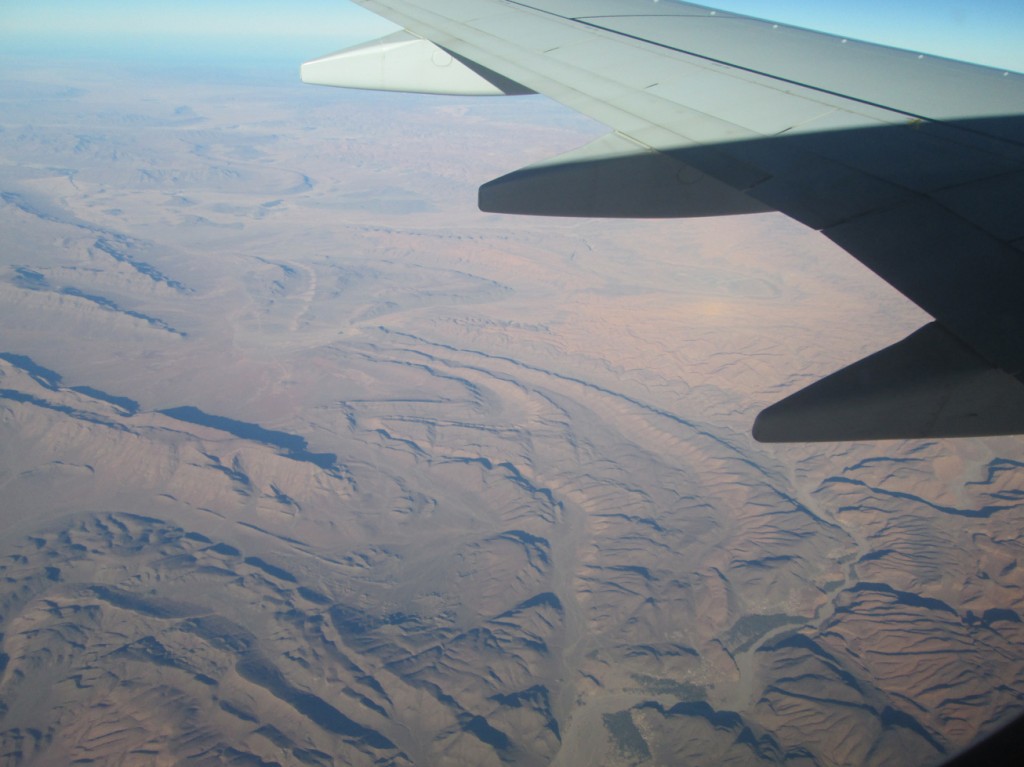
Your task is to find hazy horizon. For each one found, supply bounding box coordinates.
[3,0,1024,73]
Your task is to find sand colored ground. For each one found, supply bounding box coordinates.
[0,57,1022,766]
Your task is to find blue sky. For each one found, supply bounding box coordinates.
[2,1,1022,71]
[0,1,395,62]
[707,0,1024,71]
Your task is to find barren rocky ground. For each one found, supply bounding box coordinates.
[0,56,1022,766]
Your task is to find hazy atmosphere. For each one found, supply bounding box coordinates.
[1,2,1023,765]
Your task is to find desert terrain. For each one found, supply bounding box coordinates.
[0,53,1022,766]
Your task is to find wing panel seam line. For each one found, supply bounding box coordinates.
[505,0,1017,148]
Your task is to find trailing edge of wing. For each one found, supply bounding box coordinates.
[753,323,1024,442]
[301,30,532,96]
[479,132,769,218]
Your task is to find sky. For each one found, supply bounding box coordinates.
[705,0,1024,71]
[2,0,1023,72]
[0,0,397,64]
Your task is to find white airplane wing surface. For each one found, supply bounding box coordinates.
[302,0,1024,442]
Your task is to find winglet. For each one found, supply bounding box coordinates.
[301,30,532,96]
[754,322,1024,442]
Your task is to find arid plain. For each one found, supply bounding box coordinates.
[1,54,1023,767]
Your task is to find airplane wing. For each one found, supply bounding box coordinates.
[301,0,1024,442]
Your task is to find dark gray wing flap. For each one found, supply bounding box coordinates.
[480,133,769,218]
[753,322,1024,442]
